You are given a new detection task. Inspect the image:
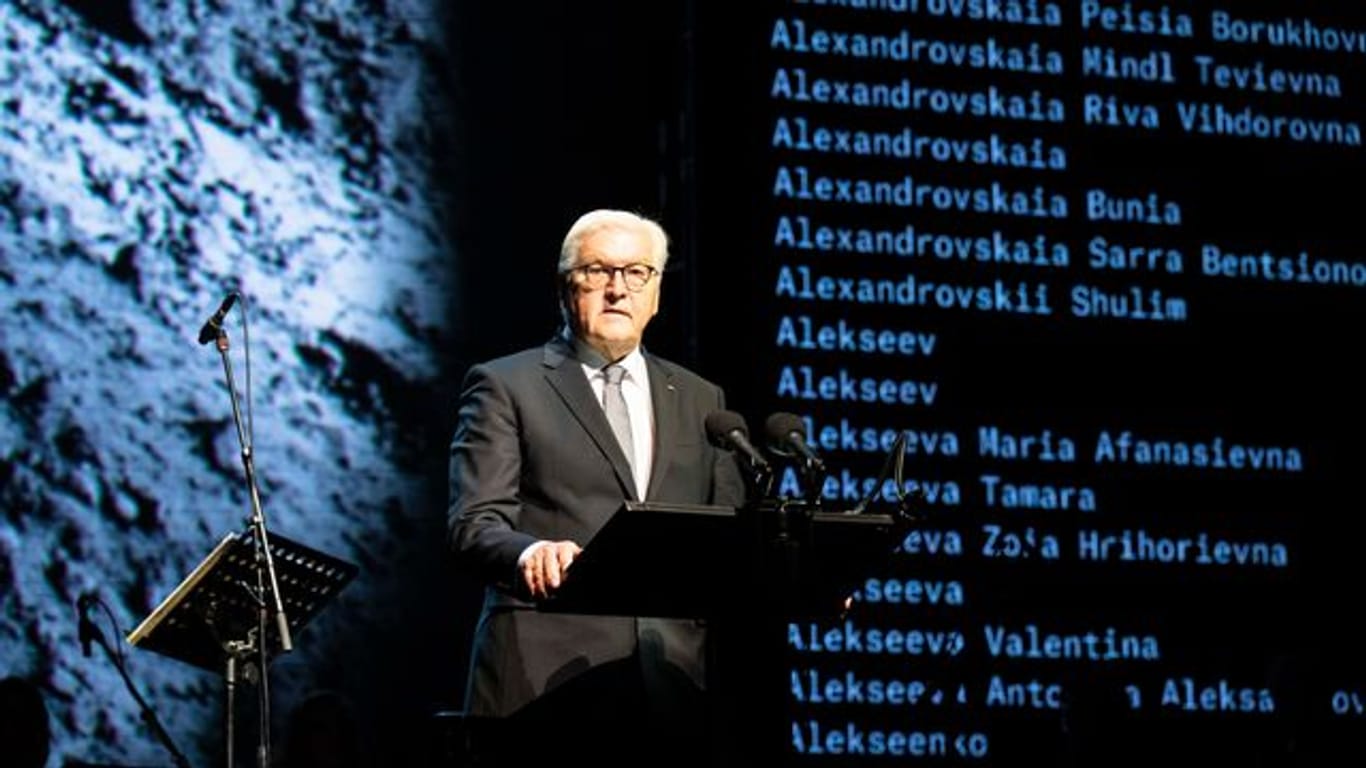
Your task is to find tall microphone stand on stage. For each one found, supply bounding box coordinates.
[203,293,291,768]
[126,292,356,768]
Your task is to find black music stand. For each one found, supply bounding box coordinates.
[127,529,357,766]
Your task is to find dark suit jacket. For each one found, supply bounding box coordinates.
[448,336,746,718]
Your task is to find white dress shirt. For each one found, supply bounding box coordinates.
[582,348,654,500]
[517,344,656,568]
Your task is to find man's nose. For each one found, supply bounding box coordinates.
[604,269,630,295]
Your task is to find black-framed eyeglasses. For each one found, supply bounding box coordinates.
[569,263,658,292]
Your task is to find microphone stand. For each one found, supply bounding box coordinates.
[745,459,775,502]
[796,455,826,511]
[80,598,192,768]
[210,322,291,768]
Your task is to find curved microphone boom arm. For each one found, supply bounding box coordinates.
[78,594,192,768]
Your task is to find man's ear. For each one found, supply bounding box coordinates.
[557,277,574,326]
[648,274,663,318]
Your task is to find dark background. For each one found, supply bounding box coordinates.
[5,0,1366,765]
[452,1,1366,764]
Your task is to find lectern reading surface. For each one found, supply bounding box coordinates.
[126,530,357,673]
[542,502,739,618]
[542,501,898,619]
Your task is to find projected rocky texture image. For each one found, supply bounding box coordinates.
[0,1,457,764]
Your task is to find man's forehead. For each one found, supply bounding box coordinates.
[578,227,651,262]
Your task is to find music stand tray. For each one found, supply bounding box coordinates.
[126,529,358,673]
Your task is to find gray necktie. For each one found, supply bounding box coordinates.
[602,364,635,481]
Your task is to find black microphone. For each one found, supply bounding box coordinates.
[77,593,97,658]
[197,292,238,345]
[705,410,771,472]
[764,412,826,472]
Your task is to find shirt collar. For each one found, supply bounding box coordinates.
[563,327,648,383]
[609,347,648,385]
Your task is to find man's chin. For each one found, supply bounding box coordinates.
[585,333,640,361]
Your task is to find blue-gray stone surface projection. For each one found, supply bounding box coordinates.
[0,1,458,764]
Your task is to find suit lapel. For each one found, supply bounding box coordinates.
[645,354,677,501]
[541,339,638,499]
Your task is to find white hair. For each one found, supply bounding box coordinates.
[557,209,670,274]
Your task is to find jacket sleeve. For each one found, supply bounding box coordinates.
[447,363,538,590]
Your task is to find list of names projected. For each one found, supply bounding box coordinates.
[710,0,1366,763]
